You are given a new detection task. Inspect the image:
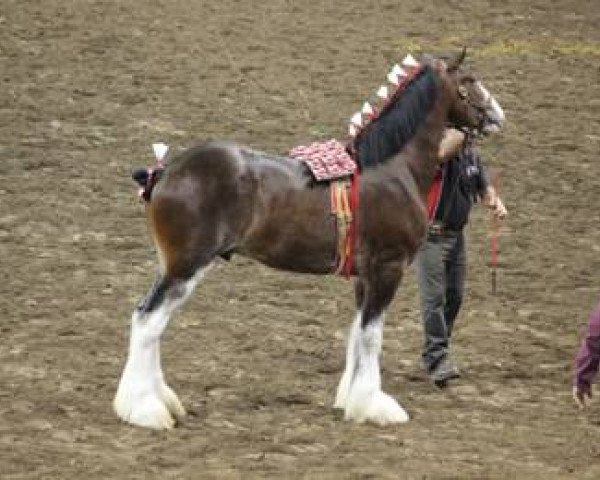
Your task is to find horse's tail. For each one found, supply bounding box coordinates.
[132,167,164,202]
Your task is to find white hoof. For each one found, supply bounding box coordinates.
[160,383,186,419]
[114,391,175,429]
[113,378,184,429]
[345,390,409,425]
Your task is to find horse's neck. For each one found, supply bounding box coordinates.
[401,100,448,196]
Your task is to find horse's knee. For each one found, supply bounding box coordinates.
[359,266,403,322]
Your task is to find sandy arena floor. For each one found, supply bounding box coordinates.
[1,0,600,478]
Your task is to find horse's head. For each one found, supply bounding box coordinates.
[350,51,505,168]
[433,49,505,136]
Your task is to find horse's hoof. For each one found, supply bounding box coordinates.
[365,391,409,425]
[345,390,409,425]
[114,392,176,430]
[161,384,186,419]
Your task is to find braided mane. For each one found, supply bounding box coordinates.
[353,65,439,169]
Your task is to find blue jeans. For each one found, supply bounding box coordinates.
[415,229,466,372]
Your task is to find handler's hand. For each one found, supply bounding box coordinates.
[483,186,508,220]
[492,196,508,219]
[438,128,466,162]
[573,384,592,409]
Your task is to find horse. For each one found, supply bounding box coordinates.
[113,50,505,429]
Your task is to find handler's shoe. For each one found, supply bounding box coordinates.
[430,356,461,388]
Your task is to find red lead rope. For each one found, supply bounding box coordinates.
[491,175,500,294]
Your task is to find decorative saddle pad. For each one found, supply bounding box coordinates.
[289,139,357,181]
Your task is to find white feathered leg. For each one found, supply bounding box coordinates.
[113,306,181,429]
[343,315,409,425]
[334,313,361,409]
[114,267,209,429]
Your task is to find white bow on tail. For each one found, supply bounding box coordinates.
[152,142,169,167]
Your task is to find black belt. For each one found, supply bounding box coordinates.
[428,222,459,236]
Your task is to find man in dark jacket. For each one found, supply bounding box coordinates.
[417,128,507,386]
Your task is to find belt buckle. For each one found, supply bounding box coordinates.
[429,223,443,235]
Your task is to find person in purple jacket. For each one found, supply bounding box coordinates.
[573,299,600,408]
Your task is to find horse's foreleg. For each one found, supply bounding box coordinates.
[343,312,409,425]
[340,264,409,425]
[113,266,210,429]
[334,279,365,409]
[334,313,361,409]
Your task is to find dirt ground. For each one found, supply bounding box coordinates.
[2,0,600,478]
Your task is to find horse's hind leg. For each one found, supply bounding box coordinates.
[113,265,211,429]
[338,262,409,425]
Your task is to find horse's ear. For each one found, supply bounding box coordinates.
[447,47,467,72]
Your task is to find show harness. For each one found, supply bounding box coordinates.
[289,139,359,277]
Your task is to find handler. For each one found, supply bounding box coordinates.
[417,128,507,386]
[573,299,600,408]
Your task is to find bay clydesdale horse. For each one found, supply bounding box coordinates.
[114,51,505,429]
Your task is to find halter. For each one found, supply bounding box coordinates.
[461,88,488,135]
[456,79,504,137]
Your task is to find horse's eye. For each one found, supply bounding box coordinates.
[458,85,469,99]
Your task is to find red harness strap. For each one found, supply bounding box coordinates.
[338,169,360,277]
[426,167,443,220]
[290,139,362,277]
